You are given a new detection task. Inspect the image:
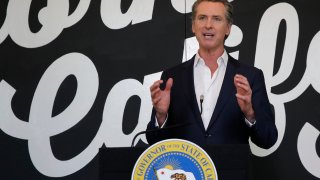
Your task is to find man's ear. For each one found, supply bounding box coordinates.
[191,21,195,33]
[226,23,232,36]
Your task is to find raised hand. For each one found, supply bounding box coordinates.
[234,74,255,122]
[150,78,173,126]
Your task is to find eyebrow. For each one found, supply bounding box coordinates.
[197,14,223,18]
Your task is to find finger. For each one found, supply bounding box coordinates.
[235,79,249,87]
[234,75,249,86]
[164,78,173,91]
[235,74,246,80]
[151,88,161,99]
[234,81,247,94]
[235,93,248,102]
[236,82,251,92]
[234,75,251,95]
[152,96,162,106]
[150,80,163,91]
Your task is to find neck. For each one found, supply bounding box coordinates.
[198,47,224,65]
[198,47,224,76]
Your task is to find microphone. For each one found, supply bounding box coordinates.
[200,95,204,115]
[131,122,193,147]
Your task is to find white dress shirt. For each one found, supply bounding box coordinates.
[194,51,228,130]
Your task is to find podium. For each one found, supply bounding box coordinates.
[99,144,252,180]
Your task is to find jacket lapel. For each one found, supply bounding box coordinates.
[207,56,238,130]
[181,57,206,131]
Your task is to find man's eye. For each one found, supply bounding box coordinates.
[214,17,222,21]
[198,16,205,20]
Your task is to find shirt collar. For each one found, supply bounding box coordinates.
[194,50,229,68]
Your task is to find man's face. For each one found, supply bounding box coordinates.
[192,1,231,52]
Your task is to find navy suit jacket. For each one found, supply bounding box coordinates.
[146,55,278,149]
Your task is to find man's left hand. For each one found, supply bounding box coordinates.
[234,74,255,122]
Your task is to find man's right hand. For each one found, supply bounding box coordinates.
[150,78,173,127]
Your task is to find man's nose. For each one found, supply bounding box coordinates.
[205,19,213,28]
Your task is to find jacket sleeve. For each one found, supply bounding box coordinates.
[249,69,278,149]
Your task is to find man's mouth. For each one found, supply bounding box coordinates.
[203,33,214,39]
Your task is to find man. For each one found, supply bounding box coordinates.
[146,0,277,149]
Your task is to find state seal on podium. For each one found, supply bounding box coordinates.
[132,139,218,180]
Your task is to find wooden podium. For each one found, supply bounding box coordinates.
[99,144,252,180]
